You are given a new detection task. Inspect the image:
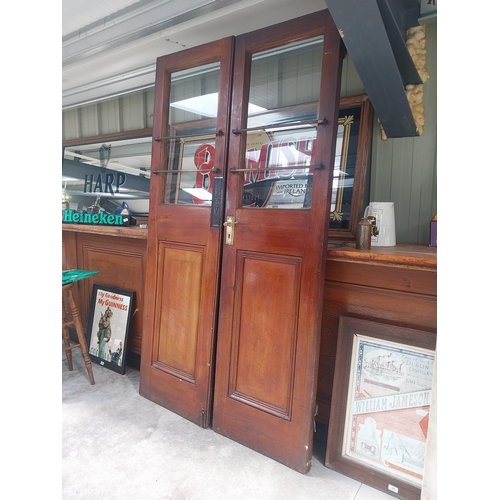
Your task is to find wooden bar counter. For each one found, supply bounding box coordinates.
[317,241,437,424]
[62,223,437,423]
[62,224,148,360]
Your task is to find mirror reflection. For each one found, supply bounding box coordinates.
[62,137,152,216]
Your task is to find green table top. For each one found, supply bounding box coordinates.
[62,269,99,286]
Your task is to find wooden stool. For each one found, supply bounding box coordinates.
[62,282,95,385]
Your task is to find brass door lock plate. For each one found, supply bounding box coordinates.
[223,216,237,245]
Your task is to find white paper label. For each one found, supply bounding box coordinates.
[388,484,399,493]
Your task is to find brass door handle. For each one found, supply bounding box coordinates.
[223,216,237,245]
[223,219,238,228]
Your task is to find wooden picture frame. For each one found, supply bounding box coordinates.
[325,317,436,500]
[328,94,373,240]
[85,284,135,375]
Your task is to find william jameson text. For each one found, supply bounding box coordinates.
[354,390,431,415]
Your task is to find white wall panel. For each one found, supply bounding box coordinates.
[146,88,155,128]
[79,104,100,137]
[62,108,80,140]
[98,99,121,135]
[250,59,278,110]
[121,93,146,130]
[340,54,365,97]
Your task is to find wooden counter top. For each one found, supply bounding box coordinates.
[62,223,148,239]
[327,241,436,270]
[62,223,436,269]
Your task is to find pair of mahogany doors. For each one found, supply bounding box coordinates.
[140,11,343,474]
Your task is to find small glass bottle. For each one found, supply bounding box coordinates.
[89,196,102,214]
[356,218,372,250]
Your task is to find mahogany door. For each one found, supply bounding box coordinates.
[212,14,343,473]
[139,37,234,427]
[140,11,344,473]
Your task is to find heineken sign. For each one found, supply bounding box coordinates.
[63,209,129,226]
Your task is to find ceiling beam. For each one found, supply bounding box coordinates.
[325,0,421,138]
[378,0,422,85]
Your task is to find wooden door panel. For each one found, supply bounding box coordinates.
[153,242,203,380]
[141,238,213,423]
[228,252,301,418]
[227,210,310,254]
[155,207,210,243]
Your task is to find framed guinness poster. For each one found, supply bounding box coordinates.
[325,317,436,500]
[86,284,135,375]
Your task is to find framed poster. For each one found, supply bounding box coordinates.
[325,317,436,500]
[85,284,135,375]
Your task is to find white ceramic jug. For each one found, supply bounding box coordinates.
[363,202,396,247]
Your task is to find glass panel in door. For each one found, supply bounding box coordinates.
[238,37,324,209]
[163,62,221,206]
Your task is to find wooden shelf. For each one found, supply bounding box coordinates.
[62,223,148,240]
[327,241,436,270]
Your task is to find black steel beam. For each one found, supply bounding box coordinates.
[325,0,420,138]
[378,0,422,86]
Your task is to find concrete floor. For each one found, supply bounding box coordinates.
[62,351,399,500]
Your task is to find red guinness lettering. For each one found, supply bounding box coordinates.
[192,143,216,203]
[191,135,316,205]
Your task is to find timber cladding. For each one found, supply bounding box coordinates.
[62,229,147,356]
[316,255,437,425]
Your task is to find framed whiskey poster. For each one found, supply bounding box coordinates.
[325,317,436,500]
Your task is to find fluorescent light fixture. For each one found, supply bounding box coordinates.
[171,92,266,117]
